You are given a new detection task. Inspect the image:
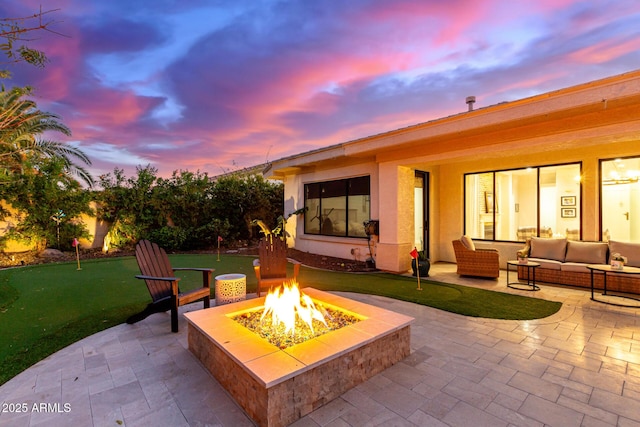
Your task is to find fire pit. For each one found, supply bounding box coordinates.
[232,281,362,349]
[185,286,414,427]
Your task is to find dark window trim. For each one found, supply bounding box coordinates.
[304,175,370,238]
[464,162,582,242]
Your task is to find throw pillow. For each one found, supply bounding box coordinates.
[564,241,608,264]
[530,237,567,262]
[460,235,475,251]
[608,241,640,267]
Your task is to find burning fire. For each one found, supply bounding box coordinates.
[260,280,327,335]
[232,281,361,349]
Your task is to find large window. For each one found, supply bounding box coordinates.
[304,176,370,237]
[601,157,640,242]
[465,163,581,241]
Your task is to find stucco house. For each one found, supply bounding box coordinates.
[264,69,640,273]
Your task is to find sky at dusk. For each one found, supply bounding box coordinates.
[3,0,640,183]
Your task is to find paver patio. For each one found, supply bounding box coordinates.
[0,263,638,426]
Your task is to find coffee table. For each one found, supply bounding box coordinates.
[587,264,640,307]
[507,260,540,291]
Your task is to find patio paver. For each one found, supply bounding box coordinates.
[0,263,638,426]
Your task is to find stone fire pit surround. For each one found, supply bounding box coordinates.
[185,288,414,427]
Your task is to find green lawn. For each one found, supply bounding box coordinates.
[0,254,562,385]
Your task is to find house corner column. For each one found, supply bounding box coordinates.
[374,164,414,273]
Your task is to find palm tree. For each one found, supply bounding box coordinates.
[0,87,94,186]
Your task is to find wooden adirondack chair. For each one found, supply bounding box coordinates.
[253,237,301,297]
[127,239,213,332]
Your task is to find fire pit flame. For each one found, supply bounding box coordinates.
[260,280,327,335]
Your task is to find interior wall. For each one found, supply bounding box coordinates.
[515,172,537,236]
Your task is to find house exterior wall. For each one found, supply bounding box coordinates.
[374,164,415,272]
[284,162,379,263]
[279,145,640,274]
[267,70,640,273]
[281,136,640,274]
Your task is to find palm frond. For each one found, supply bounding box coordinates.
[0,87,94,187]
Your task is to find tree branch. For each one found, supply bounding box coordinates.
[1,7,66,38]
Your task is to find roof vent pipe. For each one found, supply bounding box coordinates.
[466,96,476,111]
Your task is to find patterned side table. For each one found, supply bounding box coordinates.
[215,273,247,305]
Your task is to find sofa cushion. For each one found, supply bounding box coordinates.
[561,262,591,273]
[565,241,608,264]
[529,237,567,262]
[460,235,475,251]
[608,241,640,267]
[528,258,562,270]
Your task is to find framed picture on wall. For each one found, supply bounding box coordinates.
[561,207,576,218]
[561,196,576,206]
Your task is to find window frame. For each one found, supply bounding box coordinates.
[303,176,370,238]
[599,155,640,243]
[464,162,582,242]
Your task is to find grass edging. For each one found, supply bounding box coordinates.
[0,255,562,386]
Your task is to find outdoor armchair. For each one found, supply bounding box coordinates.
[452,236,500,278]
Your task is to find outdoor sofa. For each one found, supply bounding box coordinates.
[517,237,640,294]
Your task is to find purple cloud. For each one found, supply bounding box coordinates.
[2,0,639,180]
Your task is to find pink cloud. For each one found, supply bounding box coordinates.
[5,0,640,181]
[485,72,567,99]
[568,38,640,64]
